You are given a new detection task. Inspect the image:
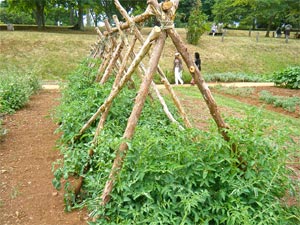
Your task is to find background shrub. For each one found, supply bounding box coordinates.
[0,71,40,114]
[272,66,300,89]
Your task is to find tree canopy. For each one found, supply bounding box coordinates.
[1,0,299,32]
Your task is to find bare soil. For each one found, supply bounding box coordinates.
[213,86,300,119]
[0,90,86,225]
[0,85,299,224]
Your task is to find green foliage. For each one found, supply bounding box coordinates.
[0,7,35,24]
[272,66,300,89]
[0,70,40,114]
[212,85,254,97]
[204,72,265,82]
[53,59,299,224]
[186,0,209,45]
[259,90,300,112]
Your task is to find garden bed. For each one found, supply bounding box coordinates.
[0,84,299,224]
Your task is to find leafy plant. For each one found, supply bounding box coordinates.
[204,72,265,82]
[53,59,299,224]
[272,66,300,89]
[186,0,209,45]
[0,70,40,114]
[211,85,254,97]
[259,90,300,112]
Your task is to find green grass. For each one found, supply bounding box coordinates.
[0,28,299,82]
[0,31,95,80]
[175,86,300,135]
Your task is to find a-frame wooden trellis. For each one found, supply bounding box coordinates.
[76,0,232,206]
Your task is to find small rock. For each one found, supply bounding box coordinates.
[0,170,7,174]
[52,192,58,196]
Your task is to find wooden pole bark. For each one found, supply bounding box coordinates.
[101,30,167,206]
[99,40,124,84]
[75,27,161,140]
[95,41,113,82]
[110,4,154,34]
[131,52,184,129]
[166,28,230,141]
[114,0,191,129]
[93,25,138,143]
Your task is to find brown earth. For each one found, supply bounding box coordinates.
[0,85,299,225]
[0,90,87,225]
[212,86,300,119]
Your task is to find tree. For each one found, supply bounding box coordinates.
[186,0,209,44]
[212,0,298,37]
[201,0,216,21]
[0,0,35,24]
[7,0,50,28]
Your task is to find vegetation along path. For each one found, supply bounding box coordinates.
[0,89,86,225]
[0,83,299,224]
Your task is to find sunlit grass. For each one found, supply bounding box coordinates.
[0,31,95,80]
[0,28,299,82]
[175,86,300,135]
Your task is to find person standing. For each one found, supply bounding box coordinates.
[190,52,201,85]
[211,24,217,36]
[285,24,292,38]
[173,52,184,85]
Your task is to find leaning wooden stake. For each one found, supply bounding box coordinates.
[101,30,166,206]
[74,27,161,140]
[114,0,191,128]
[100,39,124,84]
[166,28,230,141]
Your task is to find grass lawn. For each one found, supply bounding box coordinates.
[0,28,299,81]
[0,31,95,80]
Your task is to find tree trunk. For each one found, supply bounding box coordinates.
[265,16,274,37]
[70,7,75,25]
[78,0,84,30]
[35,2,45,29]
[86,9,91,27]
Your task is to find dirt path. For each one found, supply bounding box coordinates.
[0,89,86,225]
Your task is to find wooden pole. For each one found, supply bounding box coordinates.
[75,27,161,140]
[101,30,167,206]
[166,28,231,141]
[114,0,192,128]
[100,40,124,84]
[93,24,138,143]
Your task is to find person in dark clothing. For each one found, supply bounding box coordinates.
[190,52,201,85]
[276,27,282,38]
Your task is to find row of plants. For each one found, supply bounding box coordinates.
[164,65,299,85]
[203,72,265,83]
[273,66,300,89]
[259,90,300,113]
[53,59,299,224]
[155,71,265,85]
[0,70,40,138]
[210,85,254,97]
